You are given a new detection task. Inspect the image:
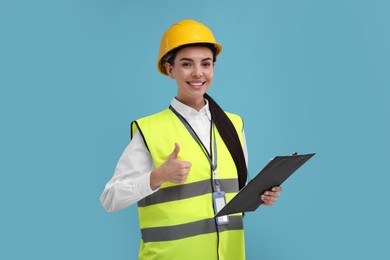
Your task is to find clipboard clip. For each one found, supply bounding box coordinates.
[291,152,300,156]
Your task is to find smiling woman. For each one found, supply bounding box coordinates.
[100,19,282,260]
[164,46,215,111]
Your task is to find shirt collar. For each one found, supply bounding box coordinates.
[170,98,212,121]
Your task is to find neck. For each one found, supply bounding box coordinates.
[175,96,205,111]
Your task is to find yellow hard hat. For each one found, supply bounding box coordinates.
[157,20,223,75]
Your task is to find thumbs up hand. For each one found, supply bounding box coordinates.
[150,143,192,189]
[168,142,181,160]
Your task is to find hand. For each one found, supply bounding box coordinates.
[150,143,192,189]
[260,186,282,206]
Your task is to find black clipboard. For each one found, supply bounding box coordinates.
[215,153,315,217]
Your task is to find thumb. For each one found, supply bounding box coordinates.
[168,143,180,159]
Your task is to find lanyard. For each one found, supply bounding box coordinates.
[169,105,222,192]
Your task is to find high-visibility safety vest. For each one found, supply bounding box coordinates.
[131,108,246,260]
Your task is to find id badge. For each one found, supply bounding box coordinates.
[213,191,229,225]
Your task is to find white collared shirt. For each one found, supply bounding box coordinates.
[100,98,248,212]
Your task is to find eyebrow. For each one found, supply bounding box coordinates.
[179,57,213,62]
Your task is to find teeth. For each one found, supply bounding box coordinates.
[189,82,203,86]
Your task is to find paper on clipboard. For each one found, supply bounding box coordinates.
[215,153,315,217]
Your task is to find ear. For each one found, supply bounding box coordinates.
[164,62,174,78]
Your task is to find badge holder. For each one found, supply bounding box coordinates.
[213,191,229,225]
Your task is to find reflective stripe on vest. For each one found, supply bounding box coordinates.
[138,178,238,207]
[132,108,246,260]
[141,215,244,243]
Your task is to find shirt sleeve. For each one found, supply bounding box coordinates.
[100,130,157,212]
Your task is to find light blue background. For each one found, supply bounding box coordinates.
[1,0,389,259]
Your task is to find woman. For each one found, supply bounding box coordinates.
[100,19,282,260]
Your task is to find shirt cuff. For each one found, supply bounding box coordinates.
[137,171,159,197]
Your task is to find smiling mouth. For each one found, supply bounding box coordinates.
[187,81,205,87]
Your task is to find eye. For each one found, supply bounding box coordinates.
[202,62,212,68]
[181,62,192,68]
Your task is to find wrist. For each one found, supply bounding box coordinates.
[150,167,163,190]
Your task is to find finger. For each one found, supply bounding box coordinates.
[271,186,282,192]
[261,194,277,202]
[183,161,192,169]
[260,195,271,205]
[168,143,180,159]
[263,191,279,198]
[178,172,189,183]
[261,194,277,204]
[262,201,274,206]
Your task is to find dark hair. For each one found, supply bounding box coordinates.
[204,93,248,190]
[162,43,218,66]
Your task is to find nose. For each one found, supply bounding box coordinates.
[192,64,202,78]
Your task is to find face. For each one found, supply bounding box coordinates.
[165,46,214,109]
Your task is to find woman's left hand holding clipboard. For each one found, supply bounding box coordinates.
[261,186,282,206]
